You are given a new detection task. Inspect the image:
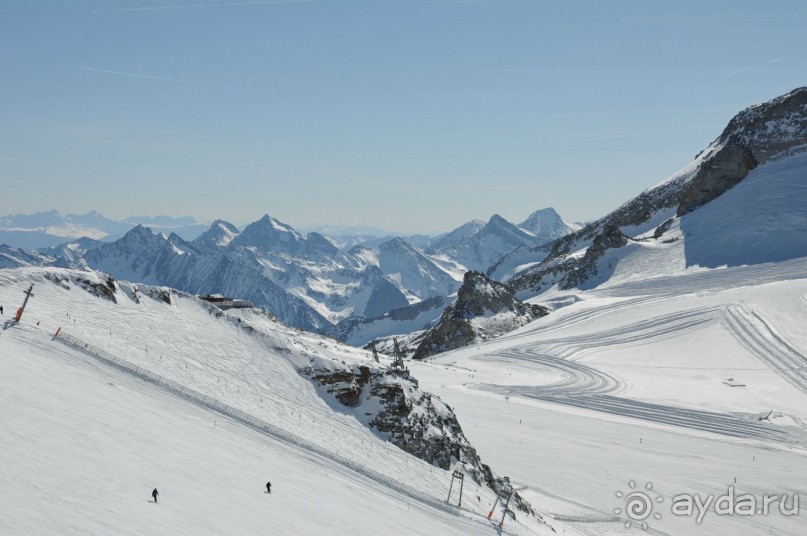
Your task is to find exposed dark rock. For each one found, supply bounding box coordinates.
[77,276,117,303]
[413,271,548,359]
[301,364,535,517]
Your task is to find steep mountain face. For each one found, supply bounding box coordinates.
[229,215,306,256]
[429,214,541,272]
[427,219,486,253]
[519,207,579,240]
[191,219,240,250]
[412,271,549,359]
[486,241,555,282]
[69,217,419,331]
[378,237,462,301]
[508,87,807,295]
[83,225,332,331]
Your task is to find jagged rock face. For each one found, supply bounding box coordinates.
[678,87,807,215]
[412,271,548,359]
[302,364,535,516]
[509,87,807,294]
[303,365,482,470]
[554,224,630,290]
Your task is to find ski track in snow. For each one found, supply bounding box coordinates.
[594,257,807,298]
[49,328,490,529]
[472,345,793,443]
[466,298,805,443]
[722,305,807,395]
[4,325,511,536]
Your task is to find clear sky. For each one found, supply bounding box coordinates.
[1,0,805,234]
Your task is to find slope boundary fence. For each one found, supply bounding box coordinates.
[52,329,464,519]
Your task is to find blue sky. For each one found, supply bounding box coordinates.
[1,0,805,233]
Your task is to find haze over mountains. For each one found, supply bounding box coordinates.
[3,88,807,536]
[3,88,807,359]
[1,207,576,336]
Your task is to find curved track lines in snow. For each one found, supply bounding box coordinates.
[472,308,794,443]
[722,305,807,395]
[519,295,670,337]
[478,350,619,397]
[524,308,720,360]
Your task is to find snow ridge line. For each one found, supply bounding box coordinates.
[51,330,468,521]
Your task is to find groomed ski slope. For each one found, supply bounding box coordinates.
[411,260,807,536]
[0,268,564,536]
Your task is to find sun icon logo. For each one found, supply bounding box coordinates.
[614,480,663,530]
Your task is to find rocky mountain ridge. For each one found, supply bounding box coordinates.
[508,87,807,295]
[413,271,549,359]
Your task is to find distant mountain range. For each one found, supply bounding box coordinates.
[1,207,577,341]
[0,210,208,249]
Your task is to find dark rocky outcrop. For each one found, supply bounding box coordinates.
[413,271,548,359]
[302,364,536,517]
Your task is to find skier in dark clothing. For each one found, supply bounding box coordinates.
[0,305,3,315]
[266,481,271,494]
[152,488,159,503]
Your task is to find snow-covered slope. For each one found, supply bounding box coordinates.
[509,87,807,295]
[378,237,463,301]
[0,267,559,536]
[410,259,807,536]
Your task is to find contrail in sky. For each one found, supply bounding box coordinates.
[718,67,751,81]
[100,0,316,12]
[75,66,272,95]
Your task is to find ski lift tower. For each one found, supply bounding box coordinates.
[391,337,409,379]
[14,284,35,322]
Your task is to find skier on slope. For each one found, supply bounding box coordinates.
[152,488,159,503]
[0,305,3,315]
[266,481,272,494]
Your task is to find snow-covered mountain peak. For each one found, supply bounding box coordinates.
[229,214,305,255]
[121,224,165,246]
[304,231,340,258]
[519,207,580,240]
[193,219,240,249]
